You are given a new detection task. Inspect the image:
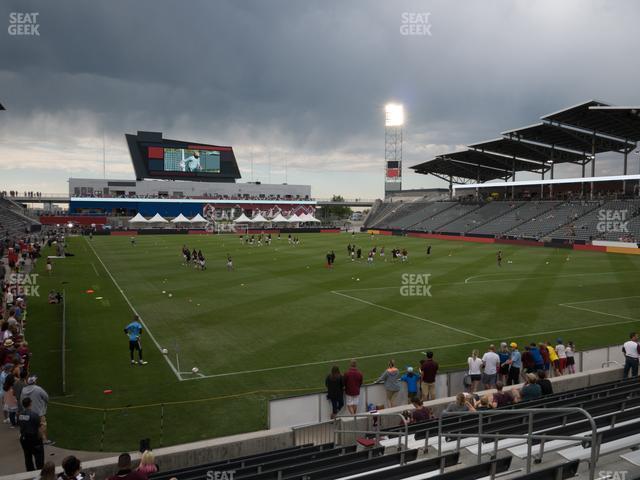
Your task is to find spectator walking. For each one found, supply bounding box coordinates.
[343,359,363,415]
[325,366,345,419]
[622,332,639,378]
[400,367,420,401]
[18,397,44,471]
[420,351,438,401]
[375,359,401,408]
[467,350,482,392]
[481,345,500,389]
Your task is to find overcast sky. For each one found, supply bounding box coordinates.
[1,0,639,199]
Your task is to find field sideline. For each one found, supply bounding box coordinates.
[27,232,640,451]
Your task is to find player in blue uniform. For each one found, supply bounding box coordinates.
[124,315,147,365]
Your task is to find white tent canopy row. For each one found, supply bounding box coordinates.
[230,212,321,223]
[128,213,209,224]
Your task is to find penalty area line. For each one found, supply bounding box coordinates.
[84,237,183,381]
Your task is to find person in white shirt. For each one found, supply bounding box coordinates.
[622,332,639,378]
[555,339,567,375]
[481,345,501,389]
[467,350,483,393]
[565,341,576,374]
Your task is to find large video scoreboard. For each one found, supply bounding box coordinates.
[126,131,241,182]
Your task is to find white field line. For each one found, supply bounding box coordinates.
[90,262,100,277]
[84,237,183,381]
[559,304,640,323]
[561,295,640,306]
[464,270,639,284]
[331,290,490,341]
[183,314,640,382]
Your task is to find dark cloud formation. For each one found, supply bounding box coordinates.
[0,0,639,196]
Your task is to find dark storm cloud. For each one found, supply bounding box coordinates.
[1,0,639,194]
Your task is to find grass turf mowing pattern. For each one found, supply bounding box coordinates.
[28,233,640,451]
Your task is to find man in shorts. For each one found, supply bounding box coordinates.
[124,315,147,365]
[481,345,500,389]
[343,359,363,415]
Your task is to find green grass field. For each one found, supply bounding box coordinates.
[28,232,640,451]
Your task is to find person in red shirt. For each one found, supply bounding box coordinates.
[342,359,363,415]
[420,351,439,401]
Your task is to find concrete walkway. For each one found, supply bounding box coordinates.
[0,423,118,476]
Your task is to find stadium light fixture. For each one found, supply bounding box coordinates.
[385,103,404,127]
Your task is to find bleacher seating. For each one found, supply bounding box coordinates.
[412,204,481,232]
[148,376,640,480]
[504,201,600,239]
[0,197,40,237]
[469,202,561,236]
[436,201,521,234]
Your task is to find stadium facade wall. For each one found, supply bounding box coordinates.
[39,215,107,225]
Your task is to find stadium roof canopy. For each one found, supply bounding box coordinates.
[412,100,640,184]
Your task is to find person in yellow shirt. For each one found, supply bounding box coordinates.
[546,341,560,376]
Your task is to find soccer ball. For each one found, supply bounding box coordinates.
[162,290,166,294]
[545,261,549,265]
[161,348,168,355]
[168,293,173,297]
[192,367,199,374]
[356,278,360,281]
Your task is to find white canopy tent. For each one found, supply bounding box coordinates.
[190,213,208,224]
[287,213,301,223]
[233,213,252,223]
[128,213,148,224]
[270,213,288,223]
[171,213,190,224]
[148,213,168,223]
[251,213,269,223]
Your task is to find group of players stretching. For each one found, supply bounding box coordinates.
[181,245,206,270]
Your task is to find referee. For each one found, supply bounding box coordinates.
[124,315,148,365]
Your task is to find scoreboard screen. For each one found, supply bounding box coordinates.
[147,147,221,174]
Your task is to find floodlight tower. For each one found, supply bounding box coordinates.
[384,103,404,196]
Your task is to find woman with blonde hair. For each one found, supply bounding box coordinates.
[467,349,482,393]
[136,450,159,477]
[375,359,401,408]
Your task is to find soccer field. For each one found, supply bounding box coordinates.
[29,232,640,451]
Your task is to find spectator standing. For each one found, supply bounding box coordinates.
[566,341,576,374]
[497,343,511,384]
[20,375,52,444]
[325,366,345,419]
[420,351,438,401]
[521,345,535,376]
[343,359,363,415]
[375,360,401,408]
[481,345,500,389]
[507,342,522,385]
[555,339,567,375]
[18,397,43,471]
[400,367,420,401]
[546,341,560,376]
[530,343,545,371]
[467,350,482,393]
[622,332,639,378]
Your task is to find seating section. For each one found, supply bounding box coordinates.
[149,376,640,480]
[505,201,600,239]
[0,197,40,236]
[437,201,521,234]
[469,202,561,236]
[548,199,640,241]
[412,204,481,232]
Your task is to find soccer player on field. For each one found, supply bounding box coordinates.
[226,255,234,271]
[124,315,147,365]
[496,250,502,267]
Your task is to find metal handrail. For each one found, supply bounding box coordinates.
[334,412,410,462]
[438,407,598,480]
[602,360,621,368]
